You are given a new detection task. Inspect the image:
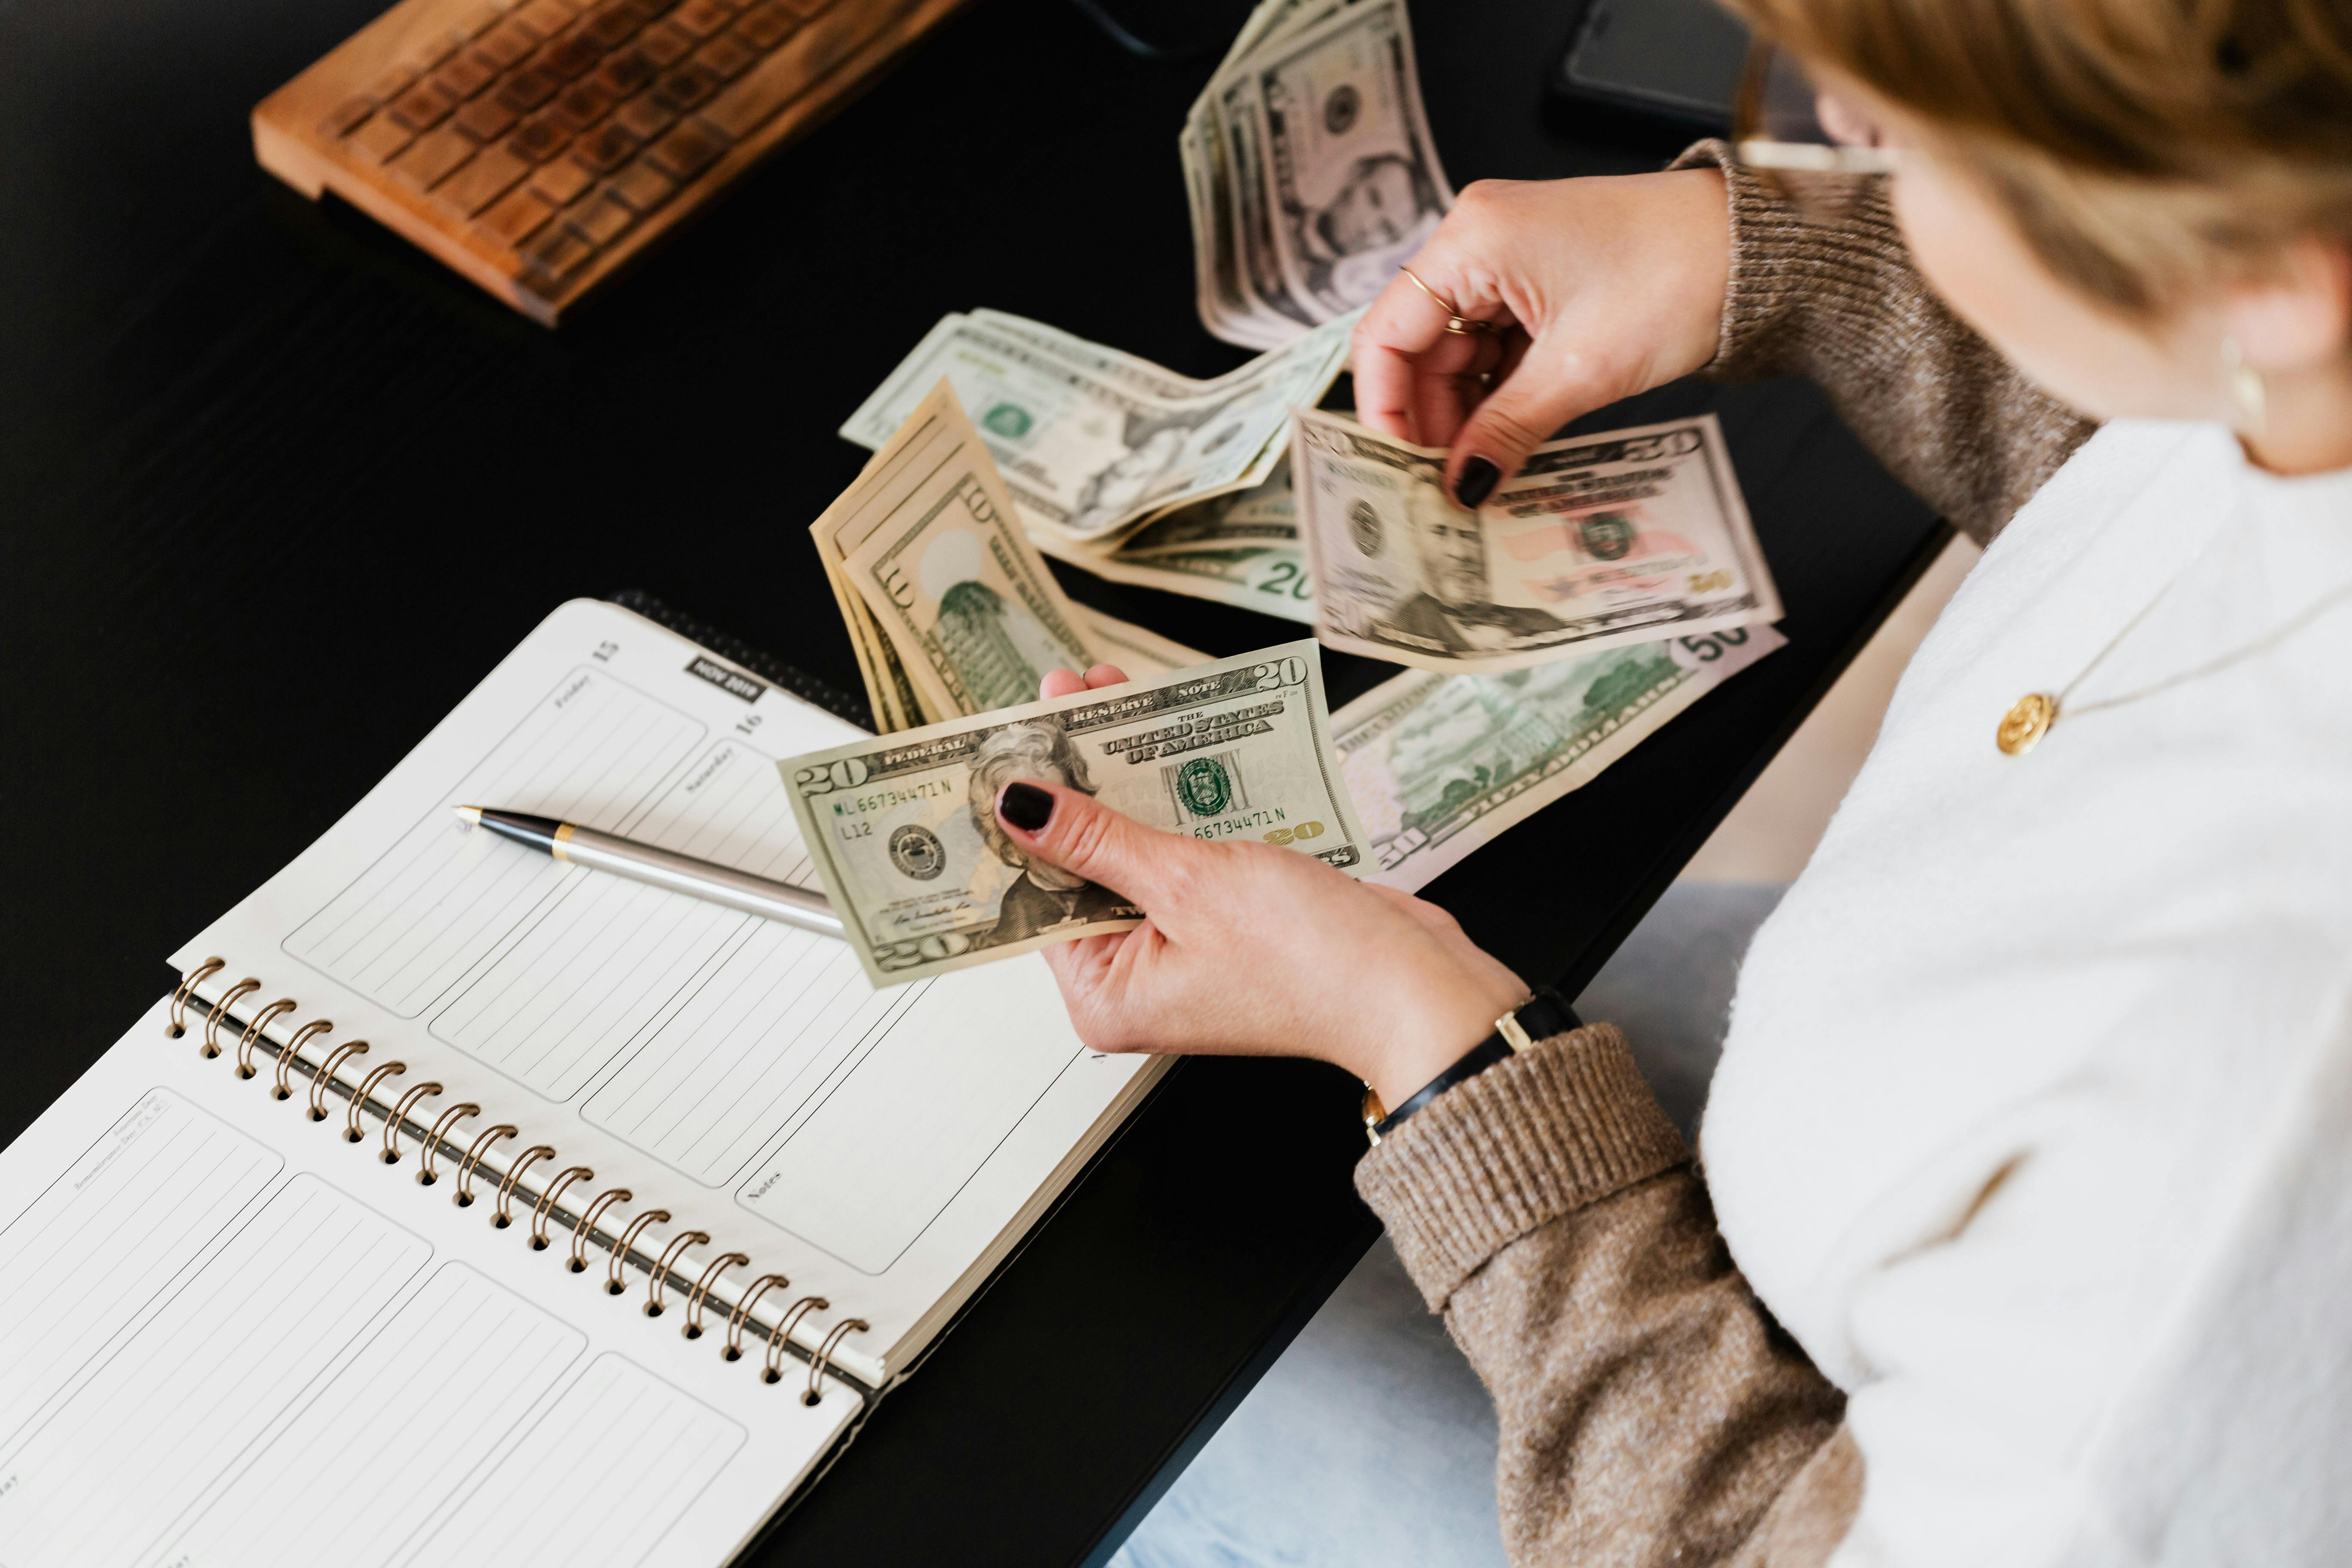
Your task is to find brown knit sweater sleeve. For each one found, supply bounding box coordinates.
[1669,139,2095,545]
[1356,1025,1857,1565]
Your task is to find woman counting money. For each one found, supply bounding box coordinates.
[999,0,2352,1560]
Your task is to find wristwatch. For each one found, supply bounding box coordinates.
[1360,988,1582,1145]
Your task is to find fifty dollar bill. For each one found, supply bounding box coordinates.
[1294,408,1784,673]
[1335,624,1785,892]
[783,640,1369,986]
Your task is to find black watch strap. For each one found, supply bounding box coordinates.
[1364,988,1581,1144]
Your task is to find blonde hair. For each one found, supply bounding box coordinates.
[1726,0,2352,311]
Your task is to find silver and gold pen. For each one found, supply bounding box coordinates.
[454,806,842,940]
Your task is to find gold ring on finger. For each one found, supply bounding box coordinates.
[1398,266,1501,336]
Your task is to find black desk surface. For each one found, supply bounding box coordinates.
[0,0,1938,1560]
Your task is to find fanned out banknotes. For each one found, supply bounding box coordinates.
[1293,408,1785,672]
[1335,625,1784,892]
[840,309,1352,542]
[781,640,1370,986]
[1185,0,1452,348]
[799,379,1784,980]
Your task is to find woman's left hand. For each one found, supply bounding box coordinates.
[1015,666,1528,1108]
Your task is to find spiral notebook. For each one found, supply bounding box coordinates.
[0,597,1168,1567]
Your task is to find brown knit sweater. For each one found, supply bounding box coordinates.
[1351,146,2094,1565]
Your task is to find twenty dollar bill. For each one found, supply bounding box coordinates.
[783,640,1370,986]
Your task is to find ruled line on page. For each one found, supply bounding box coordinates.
[0,1089,282,1455]
[283,668,708,1019]
[154,1262,586,1568]
[400,1352,744,1568]
[0,1173,432,1567]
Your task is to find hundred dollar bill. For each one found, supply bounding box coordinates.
[1294,408,1784,673]
[1030,459,1315,623]
[782,640,1371,986]
[1185,0,1451,347]
[1336,624,1785,892]
[814,380,1102,727]
[839,310,1354,540]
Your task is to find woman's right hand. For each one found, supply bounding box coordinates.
[1352,168,1733,506]
[1026,665,1528,1109]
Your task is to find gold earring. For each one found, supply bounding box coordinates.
[2221,335,2268,433]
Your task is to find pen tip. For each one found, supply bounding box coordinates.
[453,805,482,826]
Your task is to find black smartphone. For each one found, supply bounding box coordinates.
[1555,0,1752,131]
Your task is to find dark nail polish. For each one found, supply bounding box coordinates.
[1453,456,1500,509]
[999,781,1054,832]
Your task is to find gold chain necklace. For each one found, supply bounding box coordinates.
[1997,577,2352,755]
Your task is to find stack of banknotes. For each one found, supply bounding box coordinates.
[1183,0,1453,347]
[839,308,1351,622]
[814,378,1214,732]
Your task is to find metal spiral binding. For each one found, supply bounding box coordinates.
[806,1318,870,1405]
[204,978,260,1059]
[494,1146,557,1229]
[172,968,881,1397]
[236,998,297,1080]
[684,1253,750,1340]
[274,1018,336,1099]
[455,1125,518,1207]
[724,1274,792,1361]
[572,1188,634,1274]
[305,1038,366,1113]
[418,1103,481,1184]
[607,1208,670,1294]
[347,1062,406,1141]
[383,1081,443,1164]
[766,1295,828,1384]
[529,1166,594,1250]
[646,1231,710,1317]
[169,959,224,1038]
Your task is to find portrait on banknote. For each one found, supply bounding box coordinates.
[1071,398,1252,537]
[1361,465,1577,657]
[962,720,1142,950]
[1294,409,1784,673]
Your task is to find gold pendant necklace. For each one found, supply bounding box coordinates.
[1995,692,2058,755]
[1997,576,2352,756]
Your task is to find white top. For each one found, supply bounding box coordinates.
[1704,420,2352,1567]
